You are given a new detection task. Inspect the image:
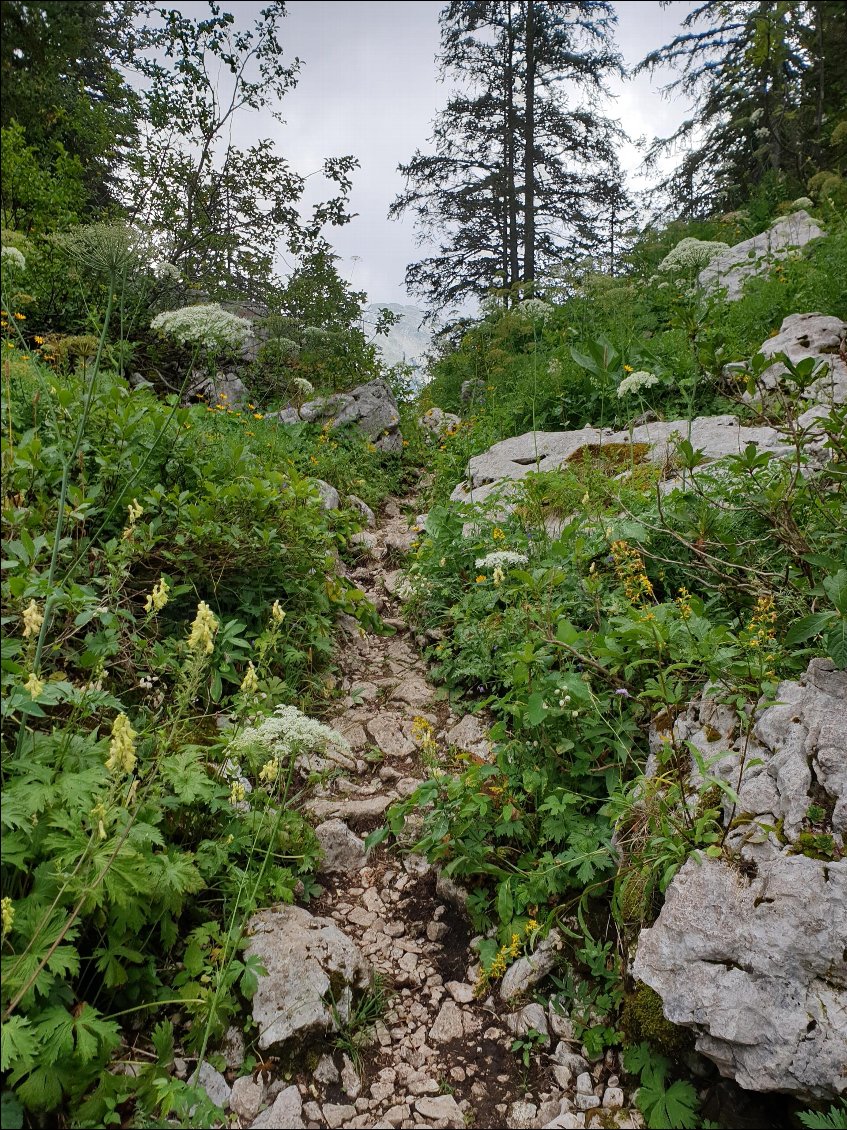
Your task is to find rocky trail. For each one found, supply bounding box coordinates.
[210,495,644,1130]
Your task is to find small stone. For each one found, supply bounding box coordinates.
[221,1025,245,1071]
[445,980,475,1004]
[427,921,449,942]
[191,1062,230,1110]
[507,1100,538,1128]
[450,1067,466,1082]
[575,1092,600,1111]
[250,1084,304,1129]
[602,1087,625,1108]
[302,1100,323,1121]
[323,1103,357,1128]
[383,1103,411,1126]
[414,1094,464,1126]
[230,1076,264,1123]
[506,1002,549,1040]
[314,1054,339,1086]
[341,1053,361,1099]
[576,1072,594,1094]
[315,819,367,874]
[548,1005,575,1041]
[430,1000,465,1043]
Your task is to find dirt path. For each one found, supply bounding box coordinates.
[236,496,641,1130]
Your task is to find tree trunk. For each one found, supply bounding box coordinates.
[523,0,536,286]
[505,1,520,297]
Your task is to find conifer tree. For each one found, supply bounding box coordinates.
[391,1,625,313]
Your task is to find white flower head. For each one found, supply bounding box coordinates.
[792,197,813,210]
[658,238,729,274]
[515,298,554,323]
[151,303,252,353]
[229,704,350,768]
[618,371,659,397]
[1,246,26,272]
[475,550,529,570]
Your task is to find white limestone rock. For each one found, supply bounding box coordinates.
[698,210,825,300]
[244,905,371,1052]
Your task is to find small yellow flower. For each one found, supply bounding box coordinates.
[623,364,634,373]
[144,577,169,614]
[105,712,137,775]
[253,412,264,419]
[187,601,218,654]
[229,781,247,805]
[240,660,259,695]
[258,759,279,783]
[271,600,286,623]
[1,897,14,935]
[34,335,45,345]
[126,499,143,524]
[24,672,44,697]
[22,599,44,639]
[13,311,26,321]
[476,574,486,583]
[492,527,505,540]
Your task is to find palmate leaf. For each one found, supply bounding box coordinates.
[638,1075,700,1129]
[1,1016,40,1073]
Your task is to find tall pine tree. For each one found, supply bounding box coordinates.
[390,1,625,313]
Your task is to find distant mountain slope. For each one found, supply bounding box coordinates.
[364,303,434,372]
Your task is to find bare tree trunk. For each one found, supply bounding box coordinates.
[505,1,520,297]
[523,0,536,287]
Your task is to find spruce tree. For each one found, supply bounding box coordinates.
[390,1,625,313]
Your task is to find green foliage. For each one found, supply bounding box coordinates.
[510,1026,547,1068]
[623,1042,700,1130]
[798,1104,847,1130]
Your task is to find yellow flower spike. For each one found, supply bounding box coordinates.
[491,527,505,540]
[229,781,246,805]
[187,601,218,655]
[144,577,169,614]
[24,672,44,697]
[105,713,137,775]
[22,599,44,639]
[240,660,259,695]
[259,759,279,783]
[271,601,286,623]
[1,897,14,935]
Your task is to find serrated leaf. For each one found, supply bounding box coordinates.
[826,620,847,670]
[784,612,836,646]
[1,1016,40,1073]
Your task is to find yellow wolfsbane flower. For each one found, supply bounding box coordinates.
[476,574,486,583]
[105,712,137,775]
[271,601,286,623]
[229,781,246,804]
[22,599,44,638]
[24,672,44,697]
[187,601,218,654]
[1,897,14,935]
[258,759,279,783]
[144,577,169,614]
[240,661,259,695]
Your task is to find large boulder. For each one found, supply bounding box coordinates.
[754,313,847,425]
[450,415,791,507]
[633,660,847,1100]
[297,378,402,452]
[244,905,371,1052]
[633,855,847,1099]
[698,210,825,300]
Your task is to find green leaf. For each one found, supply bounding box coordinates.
[784,612,836,646]
[0,1091,24,1130]
[826,620,847,670]
[496,880,514,925]
[1,1016,40,1073]
[525,692,549,726]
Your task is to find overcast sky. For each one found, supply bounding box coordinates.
[195,1,699,306]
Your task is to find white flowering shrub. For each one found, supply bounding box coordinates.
[618,371,659,397]
[515,298,555,323]
[228,703,349,768]
[151,303,252,353]
[657,237,729,275]
[1,245,26,271]
[152,261,182,283]
[291,376,315,399]
[792,197,813,210]
[475,550,529,570]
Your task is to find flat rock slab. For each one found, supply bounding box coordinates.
[306,792,396,827]
[633,854,847,1099]
[315,819,367,874]
[244,905,371,1052]
[451,415,790,506]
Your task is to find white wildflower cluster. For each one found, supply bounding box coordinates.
[657,238,729,275]
[475,550,529,570]
[792,197,813,210]
[152,261,182,283]
[547,358,563,378]
[515,298,554,323]
[618,370,659,397]
[302,326,332,343]
[229,704,350,768]
[755,127,771,142]
[291,376,314,399]
[151,303,252,352]
[1,246,26,271]
[273,338,300,359]
[749,107,765,125]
